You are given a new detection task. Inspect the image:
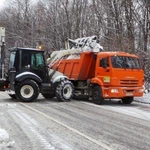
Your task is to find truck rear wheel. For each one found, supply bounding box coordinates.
[92,85,104,105]
[56,80,74,102]
[121,97,133,104]
[15,80,39,102]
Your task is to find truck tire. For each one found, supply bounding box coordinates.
[42,93,55,99]
[56,80,74,102]
[121,97,133,104]
[92,85,104,105]
[15,80,39,102]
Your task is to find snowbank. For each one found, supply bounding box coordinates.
[134,93,150,104]
[0,128,14,149]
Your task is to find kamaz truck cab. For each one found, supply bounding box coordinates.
[0,47,74,102]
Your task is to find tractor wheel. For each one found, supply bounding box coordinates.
[8,94,16,99]
[15,80,39,102]
[56,80,74,102]
[92,85,104,105]
[42,93,55,99]
[121,97,133,104]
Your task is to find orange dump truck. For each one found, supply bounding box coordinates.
[52,51,144,104]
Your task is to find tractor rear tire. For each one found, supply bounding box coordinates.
[15,80,39,102]
[92,85,104,105]
[56,80,74,102]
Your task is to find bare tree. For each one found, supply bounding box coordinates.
[0,0,149,53]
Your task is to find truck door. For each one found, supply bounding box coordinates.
[96,57,111,84]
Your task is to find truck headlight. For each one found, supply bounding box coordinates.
[111,89,119,93]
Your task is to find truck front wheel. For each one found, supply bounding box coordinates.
[56,80,74,102]
[92,85,104,105]
[15,80,39,102]
[121,97,133,104]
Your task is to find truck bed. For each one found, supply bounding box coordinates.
[52,52,96,80]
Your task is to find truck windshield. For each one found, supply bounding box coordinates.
[9,51,16,69]
[111,56,141,69]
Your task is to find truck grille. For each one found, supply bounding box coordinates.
[120,80,138,86]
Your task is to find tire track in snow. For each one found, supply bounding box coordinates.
[81,101,150,121]
[8,105,72,150]
[9,107,56,150]
[20,102,113,150]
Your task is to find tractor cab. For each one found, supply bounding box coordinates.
[9,48,49,83]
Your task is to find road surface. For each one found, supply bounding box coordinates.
[0,92,150,150]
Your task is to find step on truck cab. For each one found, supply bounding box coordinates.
[52,51,144,104]
[0,47,74,102]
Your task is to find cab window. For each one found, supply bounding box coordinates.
[9,51,16,69]
[100,57,109,68]
[31,52,45,68]
[21,51,30,68]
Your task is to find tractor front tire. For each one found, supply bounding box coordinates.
[15,80,39,102]
[56,80,74,102]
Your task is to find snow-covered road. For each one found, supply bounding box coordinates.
[135,92,150,104]
[0,92,150,150]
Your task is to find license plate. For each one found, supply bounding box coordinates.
[126,92,133,96]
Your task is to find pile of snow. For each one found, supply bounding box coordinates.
[68,35,103,52]
[0,128,14,149]
[47,35,103,67]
